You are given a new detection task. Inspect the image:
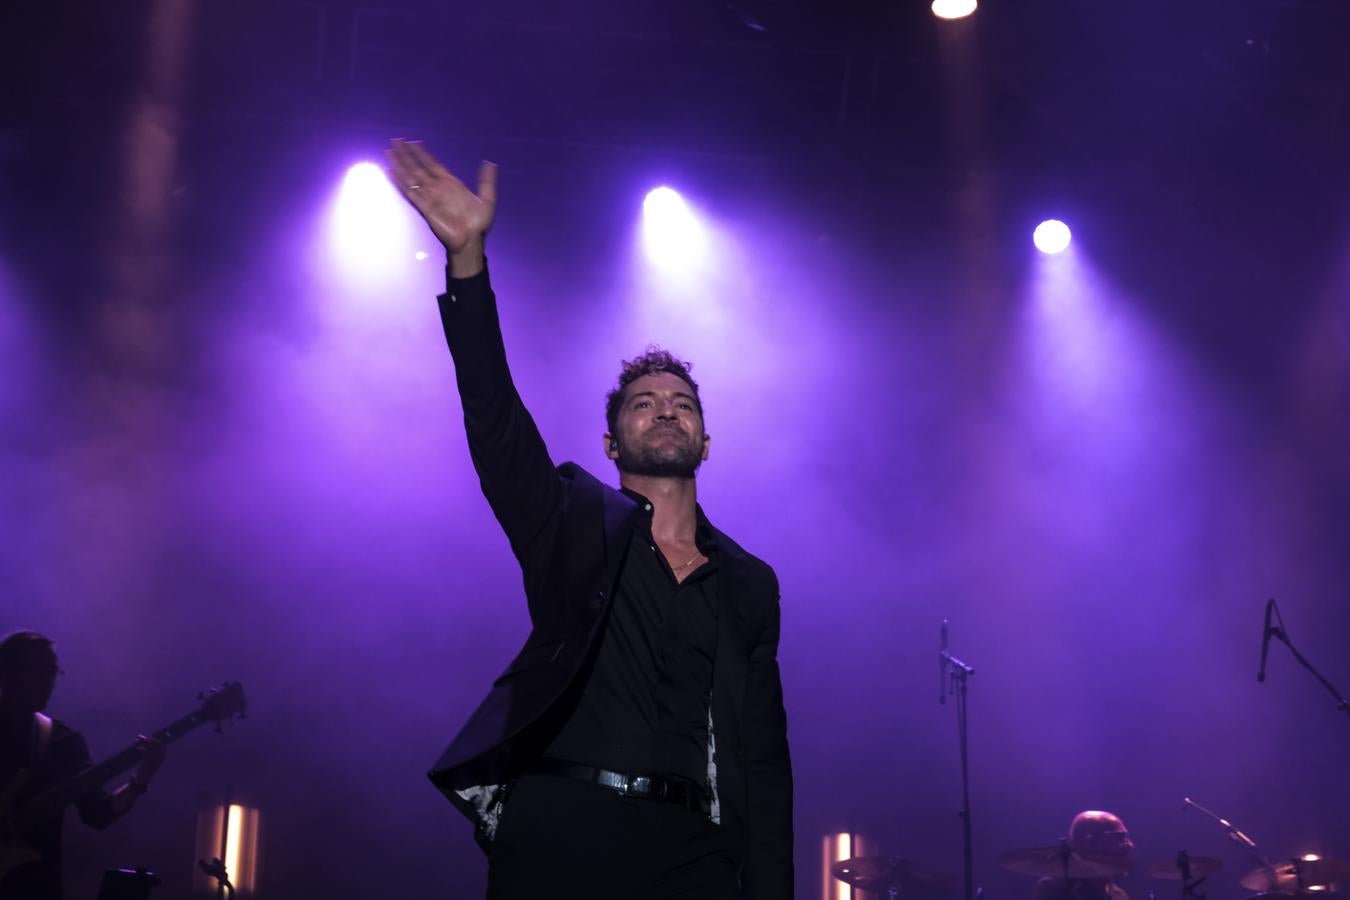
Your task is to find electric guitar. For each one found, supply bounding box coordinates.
[0,681,247,884]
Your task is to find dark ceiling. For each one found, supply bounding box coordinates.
[4,0,1348,200]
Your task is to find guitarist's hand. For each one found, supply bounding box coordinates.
[132,735,166,788]
[109,736,166,814]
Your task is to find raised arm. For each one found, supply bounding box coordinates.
[387,141,563,566]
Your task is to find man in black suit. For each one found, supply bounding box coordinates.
[386,140,793,899]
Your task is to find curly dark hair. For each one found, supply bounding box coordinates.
[605,346,703,436]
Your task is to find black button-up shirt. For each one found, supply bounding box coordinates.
[541,490,720,786]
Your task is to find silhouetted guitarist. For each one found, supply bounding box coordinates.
[0,632,166,900]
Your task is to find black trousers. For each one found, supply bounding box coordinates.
[486,773,742,900]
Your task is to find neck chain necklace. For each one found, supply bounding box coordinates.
[672,550,701,572]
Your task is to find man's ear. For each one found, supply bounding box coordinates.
[603,433,620,459]
[701,432,711,461]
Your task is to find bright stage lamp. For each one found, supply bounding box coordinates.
[1033,219,1072,255]
[641,186,704,267]
[932,0,977,20]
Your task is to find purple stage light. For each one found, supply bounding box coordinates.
[643,186,686,220]
[1033,219,1072,255]
[342,162,393,209]
[326,162,415,282]
[931,0,977,19]
[642,186,705,267]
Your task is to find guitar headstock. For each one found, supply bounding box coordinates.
[196,682,247,731]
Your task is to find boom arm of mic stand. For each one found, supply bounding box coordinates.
[1267,627,1350,719]
[942,651,975,676]
[1182,798,1271,869]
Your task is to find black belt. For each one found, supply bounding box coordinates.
[525,758,712,816]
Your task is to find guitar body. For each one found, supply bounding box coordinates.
[0,845,44,883]
[0,771,53,898]
[0,769,41,881]
[0,849,59,900]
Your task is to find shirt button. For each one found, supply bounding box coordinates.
[643,503,652,512]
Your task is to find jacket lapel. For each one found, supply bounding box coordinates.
[711,533,757,742]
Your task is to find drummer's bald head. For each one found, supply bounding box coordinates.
[1069,811,1133,860]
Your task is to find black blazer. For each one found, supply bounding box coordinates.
[425,267,793,898]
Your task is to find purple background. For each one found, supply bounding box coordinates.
[3,1,1349,898]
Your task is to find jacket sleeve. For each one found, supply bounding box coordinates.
[437,263,565,575]
[740,580,794,899]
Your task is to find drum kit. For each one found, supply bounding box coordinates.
[845,612,1350,900]
[830,842,1350,900]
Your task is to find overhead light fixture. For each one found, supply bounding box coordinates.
[1033,219,1073,255]
[932,0,977,20]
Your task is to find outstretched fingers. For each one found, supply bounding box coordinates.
[383,139,498,251]
[404,141,456,186]
[477,160,499,212]
[385,140,428,202]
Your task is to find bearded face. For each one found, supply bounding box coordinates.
[608,372,708,479]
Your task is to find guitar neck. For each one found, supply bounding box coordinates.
[20,709,216,831]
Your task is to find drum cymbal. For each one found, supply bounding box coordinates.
[831,856,956,897]
[1149,856,1222,881]
[1240,860,1350,893]
[999,845,1129,879]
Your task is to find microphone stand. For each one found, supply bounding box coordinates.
[1176,849,1207,900]
[1181,797,1270,870]
[941,624,979,900]
[1260,602,1350,719]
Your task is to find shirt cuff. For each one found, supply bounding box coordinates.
[442,258,490,297]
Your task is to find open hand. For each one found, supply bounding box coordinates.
[386,139,497,266]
